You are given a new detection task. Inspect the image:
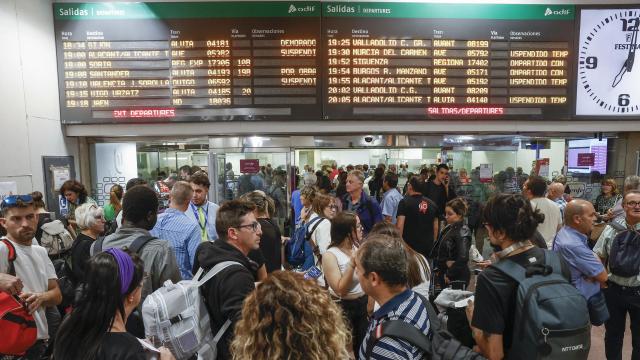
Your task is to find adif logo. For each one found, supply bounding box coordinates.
[545,8,571,16]
[288,4,315,13]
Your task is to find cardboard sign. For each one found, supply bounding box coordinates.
[577,153,595,166]
[240,159,260,174]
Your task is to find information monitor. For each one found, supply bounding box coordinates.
[322,3,575,120]
[54,2,322,123]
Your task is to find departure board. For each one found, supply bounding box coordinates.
[322,3,575,120]
[54,2,322,123]
[54,2,578,123]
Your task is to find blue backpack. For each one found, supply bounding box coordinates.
[285,217,324,270]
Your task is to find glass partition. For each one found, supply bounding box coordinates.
[211,150,291,234]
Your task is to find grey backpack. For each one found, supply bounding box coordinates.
[142,261,242,360]
[492,250,590,360]
[40,220,74,256]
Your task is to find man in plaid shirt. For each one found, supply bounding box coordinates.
[356,235,431,359]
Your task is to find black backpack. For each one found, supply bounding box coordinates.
[103,210,121,237]
[364,293,487,360]
[464,198,483,230]
[607,222,640,277]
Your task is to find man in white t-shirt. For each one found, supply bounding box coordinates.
[523,176,562,248]
[0,195,61,359]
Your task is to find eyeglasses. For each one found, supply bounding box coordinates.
[625,201,640,208]
[328,205,339,210]
[236,221,261,232]
[1,195,34,209]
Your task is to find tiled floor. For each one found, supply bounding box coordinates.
[589,317,632,360]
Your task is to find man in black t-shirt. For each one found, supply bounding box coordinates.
[423,164,456,219]
[471,247,571,355]
[467,193,572,359]
[396,176,439,259]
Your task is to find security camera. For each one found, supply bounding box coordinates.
[364,136,374,143]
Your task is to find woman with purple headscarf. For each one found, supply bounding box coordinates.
[53,248,175,360]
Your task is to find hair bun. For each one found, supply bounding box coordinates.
[31,191,43,202]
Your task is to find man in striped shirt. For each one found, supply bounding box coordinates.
[151,181,201,280]
[356,235,431,359]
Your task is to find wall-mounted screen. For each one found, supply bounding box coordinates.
[567,139,608,174]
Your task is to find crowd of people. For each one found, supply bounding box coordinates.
[1,162,640,360]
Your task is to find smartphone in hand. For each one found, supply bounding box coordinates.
[304,266,323,280]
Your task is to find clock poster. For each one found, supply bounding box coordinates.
[576,8,640,116]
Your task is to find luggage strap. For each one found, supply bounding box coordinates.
[1,239,17,276]
[194,261,244,288]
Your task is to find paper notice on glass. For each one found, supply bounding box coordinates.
[479,164,493,183]
[0,182,18,202]
[51,166,71,190]
[536,159,550,178]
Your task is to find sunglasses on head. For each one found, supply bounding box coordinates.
[1,195,34,209]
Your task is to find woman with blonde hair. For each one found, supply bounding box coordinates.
[298,185,317,223]
[103,184,123,222]
[594,178,621,217]
[231,271,351,360]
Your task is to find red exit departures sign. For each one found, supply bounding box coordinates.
[113,108,176,118]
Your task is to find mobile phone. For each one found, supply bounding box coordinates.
[303,266,323,280]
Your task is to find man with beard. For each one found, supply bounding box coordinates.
[0,195,62,359]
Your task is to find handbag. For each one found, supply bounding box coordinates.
[587,291,609,326]
[0,239,37,356]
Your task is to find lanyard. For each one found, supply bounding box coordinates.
[191,203,209,231]
[495,240,533,259]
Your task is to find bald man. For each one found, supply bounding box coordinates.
[547,182,568,218]
[553,199,608,325]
